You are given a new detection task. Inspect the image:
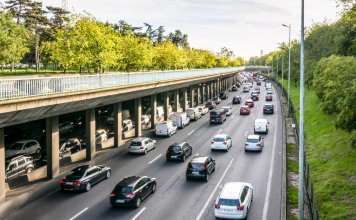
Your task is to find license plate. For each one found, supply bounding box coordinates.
[171,156,178,158]
[116,199,125,203]
[65,182,73,185]
[192,171,199,175]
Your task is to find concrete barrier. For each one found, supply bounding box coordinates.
[70,149,86,162]
[27,166,47,182]
[101,137,114,149]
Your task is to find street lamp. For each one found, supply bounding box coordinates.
[282,24,291,115]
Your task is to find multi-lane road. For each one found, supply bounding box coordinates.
[6,82,283,220]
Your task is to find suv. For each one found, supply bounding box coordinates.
[5,155,35,179]
[166,142,192,161]
[210,110,227,124]
[186,156,216,182]
[129,137,157,154]
[214,182,254,219]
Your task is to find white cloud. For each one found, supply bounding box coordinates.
[39,0,342,59]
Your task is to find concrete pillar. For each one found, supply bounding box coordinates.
[46,116,59,179]
[174,89,179,112]
[190,87,195,108]
[114,103,122,147]
[182,88,188,111]
[200,86,204,104]
[206,83,210,100]
[150,95,157,129]
[135,98,142,137]
[197,86,201,105]
[213,82,217,97]
[0,128,5,202]
[163,92,169,121]
[85,109,96,161]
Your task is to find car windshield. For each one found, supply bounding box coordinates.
[115,186,133,194]
[218,199,240,206]
[210,111,218,116]
[213,137,225,142]
[246,138,259,143]
[130,141,142,146]
[169,146,181,152]
[190,163,203,170]
[9,143,23,150]
[69,166,87,178]
[265,105,272,108]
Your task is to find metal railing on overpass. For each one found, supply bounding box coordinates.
[0,67,245,100]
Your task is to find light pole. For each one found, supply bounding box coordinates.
[283,24,291,115]
[276,56,279,80]
[282,56,284,86]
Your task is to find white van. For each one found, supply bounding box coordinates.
[266,82,272,89]
[155,121,177,137]
[254,118,269,134]
[146,106,172,121]
[169,112,190,129]
[186,107,202,121]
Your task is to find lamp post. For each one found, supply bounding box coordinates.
[283,24,291,115]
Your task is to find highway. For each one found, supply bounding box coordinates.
[6,82,283,220]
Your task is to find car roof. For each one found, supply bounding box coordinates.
[132,137,148,142]
[191,156,208,163]
[220,182,246,199]
[214,134,228,138]
[13,140,35,144]
[247,135,260,139]
[72,165,90,172]
[222,106,231,109]
[255,118,267,123]
[123,119,131,123]
[264,103,273,106]
[170,142,184,147]
[241,105,249,108]
[246,99,253,102]
[117,176,142,186]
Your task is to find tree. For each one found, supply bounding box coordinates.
[167,30,189,48]
[152,41,186,70]
[4,0,30,24]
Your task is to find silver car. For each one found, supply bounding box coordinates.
[129,137,157,154]
[244,135,264,152]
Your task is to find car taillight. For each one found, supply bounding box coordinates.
[73,181,82,185]
[126,193,136,198]
[215,204,220,209]
[110,193,116,197]
[211,141,214,144]
[60,179,65,184]
[237,205,245,210]
[223,141,227,145]
[140,146,144,149]
[257,144,261,147]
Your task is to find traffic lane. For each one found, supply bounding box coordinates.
[5,90,240,220]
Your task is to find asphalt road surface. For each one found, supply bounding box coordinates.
[7,82,283,220]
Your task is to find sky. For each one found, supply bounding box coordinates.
[40,0,342,59]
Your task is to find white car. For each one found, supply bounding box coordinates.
[155,121,177,137]
[221,106,233,116]
[214,182,254,219]
[141,115,150,125]
[267,89,273,94]
[129,137,157,154]
[95,129,108,144]
[198,106,209,115]
[6,140,41,159]
[245,135,264,152]
[211,134,232,151]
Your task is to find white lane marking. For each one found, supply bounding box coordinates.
[261,104,279,220]
[69,207,88,220]
[230,115,235,119]
[244,131,248,137]
[195,153,200,157]
[187,129,196,136]
[148,154,162,165]
[131,207,146,220]
[195,159,235,220]
[216,129,222,134]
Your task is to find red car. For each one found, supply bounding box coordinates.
[245,99,254,107]
[266,94,273,101]
[240,106,251,115]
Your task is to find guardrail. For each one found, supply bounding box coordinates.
[0,67,245,100]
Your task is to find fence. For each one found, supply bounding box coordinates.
[271,76,319,220]
[0,67,244,101]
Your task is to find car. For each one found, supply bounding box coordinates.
[110,176,156,208]
[96,129,108,144]
[59,122,74,134]
[198,106,209,115]
[205,101,217,110]
[251,94,259,101]
[60,164,111,191]
[5,140,41,159]
[122,119,133,132]
[232,96,241,104]
[257,81,261,86]
[169,112,190,128]
[259,76,264,81]
[255,87,260,94]
[265,94,273,101]
[5,155,35,179]
[214,182,254,220]
[155,121,177,136]
[186,107,202,120]
[219,91,228,100]
[245,99,254,107]
[248,82,253,88]
[129,137,156,154]
[251,91,259,97]
[239,106,251,115]
[254,118,269,134]
[221,106,233,116]
[59,138,82,158]
[242,86,250,93]
[166,142,192,161]
[235,83,240,88]
[212,97,222,104]
[186,156,216,182]
[211,134,232,151]
[263,103,274,114]
[231,85,238,91]
[267,89,273,94]
[245,135,264,152]
[266,82,272,89]
[210,109,227,124]
[141,115,150,126]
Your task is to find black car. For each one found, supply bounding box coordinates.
[186,156,216,182]
[212,97,222,104]
[60,165,111,192]
[205,101,217,110]
[231,86,238,91]
[110,176,156,208]
[257,81,261,86]
[210,109,226,124]
[235,83,240,88]
[219,91,228,100]
[166,142,193,161]
[232,96,241,104]
[263,104,274,114]
[251,94,259,101]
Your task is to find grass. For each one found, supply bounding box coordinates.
[279,78,356,219]
[287,143,299,220]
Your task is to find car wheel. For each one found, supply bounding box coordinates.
[204,173,209,182]
[106,170,111,179]
[35,148,41,154]
[85,182,91,192]
[26,167,33,173]
[152,184,156,193]
[135,198,141,208]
